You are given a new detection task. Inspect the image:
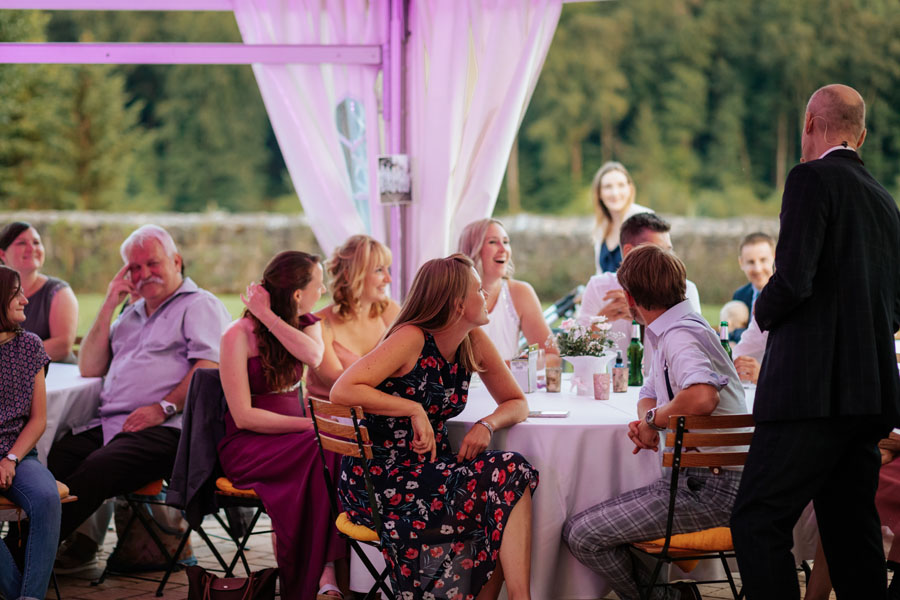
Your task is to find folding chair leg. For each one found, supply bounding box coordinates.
[192,522,231,573]
[720,553,741,599]
[225,507,263,577]
[350,540,395,600]
[639,559,666,600]
[94,510,139,585]
[155,527,192,597]
[52,572,61,600]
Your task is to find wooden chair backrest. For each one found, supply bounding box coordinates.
[308,397,373,459]
[661,414,754,469]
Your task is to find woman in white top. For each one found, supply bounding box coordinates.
[458,218,557,362]
[591,161,653,273]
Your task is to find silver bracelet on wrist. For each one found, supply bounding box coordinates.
[475,419,494,436]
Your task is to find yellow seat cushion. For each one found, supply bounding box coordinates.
[215,477,259,499]
[1,481,74,512]
[131,479,164,497]
[336,511,379,542]
[633,527,733,573]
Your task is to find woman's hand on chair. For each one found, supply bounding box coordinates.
[410,407,436,462]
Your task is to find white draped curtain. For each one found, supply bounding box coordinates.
[405,0,562,278]
[232,0,388,256]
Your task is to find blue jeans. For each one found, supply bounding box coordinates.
[0,451,62,600]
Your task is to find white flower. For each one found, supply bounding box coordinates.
[406,481,419,489]
[384,488,396,498]
[560,318,576,331]
[441,525,454,534]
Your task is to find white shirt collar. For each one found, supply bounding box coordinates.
[819,145,856,159]
[646,299,695,338]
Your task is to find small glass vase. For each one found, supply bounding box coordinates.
[563,352,617,396]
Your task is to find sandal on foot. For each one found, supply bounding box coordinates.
[316,583,344,599]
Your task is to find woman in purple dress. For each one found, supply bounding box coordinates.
[332,254,539,600]
[218,251,345,600]
[0,265,61,600]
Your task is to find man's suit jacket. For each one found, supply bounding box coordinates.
[754,149,900,423]
[732,282,754,313]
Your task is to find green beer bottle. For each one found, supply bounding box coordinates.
[627,321,643,386]
[719,321,733,358]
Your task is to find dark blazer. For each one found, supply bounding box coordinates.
[754,149,900,423]
[732,282,754,312]
[166,368,227,529]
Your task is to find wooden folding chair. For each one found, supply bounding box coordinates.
[631,413,755,600]
[308,397,396,600]
[0,480,77,600]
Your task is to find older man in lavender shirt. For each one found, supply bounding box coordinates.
[563,245,747,600]
[47,225,231,545]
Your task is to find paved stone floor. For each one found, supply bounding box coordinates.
[52,515,840,600]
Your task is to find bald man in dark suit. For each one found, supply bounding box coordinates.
[731,84,900,599]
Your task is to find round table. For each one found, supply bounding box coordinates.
[447,375,662,600]
[40,362,103,464]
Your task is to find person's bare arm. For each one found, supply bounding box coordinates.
[79,264,134,376]
[309,312,344,390]
[331,326,437,461]
[510,279,557,356]
[220,321,312,433]
[120,358,218,433]
[456,328,529,462]
[242,283,324,367]
[44,286,78,361]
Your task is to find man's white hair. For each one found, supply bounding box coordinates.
[120,224,178,263]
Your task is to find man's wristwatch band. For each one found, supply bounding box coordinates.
[644,408,667,432]
[5,453,19,466]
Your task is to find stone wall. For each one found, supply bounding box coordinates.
[1,210,779,305]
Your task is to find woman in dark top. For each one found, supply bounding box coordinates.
[332,254,538,600]
[0,222,78,361]
[0,265,62,600]
[590,162,652,273]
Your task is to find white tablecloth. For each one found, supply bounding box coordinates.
[449,377,669,600]
[40,362,103,464]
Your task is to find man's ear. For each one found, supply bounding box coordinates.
[622,243,634,257]
[804,111,815,134]
[0,249,5,264]
[174,253,184,273]
[856,127,867,149]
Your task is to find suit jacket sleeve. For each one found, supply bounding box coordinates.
[755,164,829,331]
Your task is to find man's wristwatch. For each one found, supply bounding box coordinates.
[159,401,177,417]
[644,408,666,432]
[4,453,19,466]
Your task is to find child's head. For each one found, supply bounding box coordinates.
[720,300,750,332]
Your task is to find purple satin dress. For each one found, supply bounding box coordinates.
[218,346,344,600]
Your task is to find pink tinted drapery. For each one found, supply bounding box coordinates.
[405,0,562,278]
[232,0,388,256]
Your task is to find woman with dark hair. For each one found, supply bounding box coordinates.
[0,265,62,600]
[589,162,652,273]
[218,251,345,599]
[332,254,538,600]
[0,222,78,362]
[307,234,400,398]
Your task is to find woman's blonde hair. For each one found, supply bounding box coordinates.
[327,235,392,320]
[386,254,482,373]
[591,161,636,241]
[456,218,514,278]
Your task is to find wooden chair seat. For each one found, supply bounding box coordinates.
[635,526,734,553]
[0,480,75,511]
[131,479,164,497]
[336,511,379,542]
[215,477,260,499]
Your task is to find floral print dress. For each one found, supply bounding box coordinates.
[339,331,539,600]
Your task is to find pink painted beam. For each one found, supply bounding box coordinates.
[0,1,232,9]
[0,43,382,65]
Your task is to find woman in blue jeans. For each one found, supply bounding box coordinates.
[0,265,61,600]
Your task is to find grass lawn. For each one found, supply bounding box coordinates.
[76,293,724,338]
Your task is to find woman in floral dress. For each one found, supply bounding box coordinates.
[332,254,538,600]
